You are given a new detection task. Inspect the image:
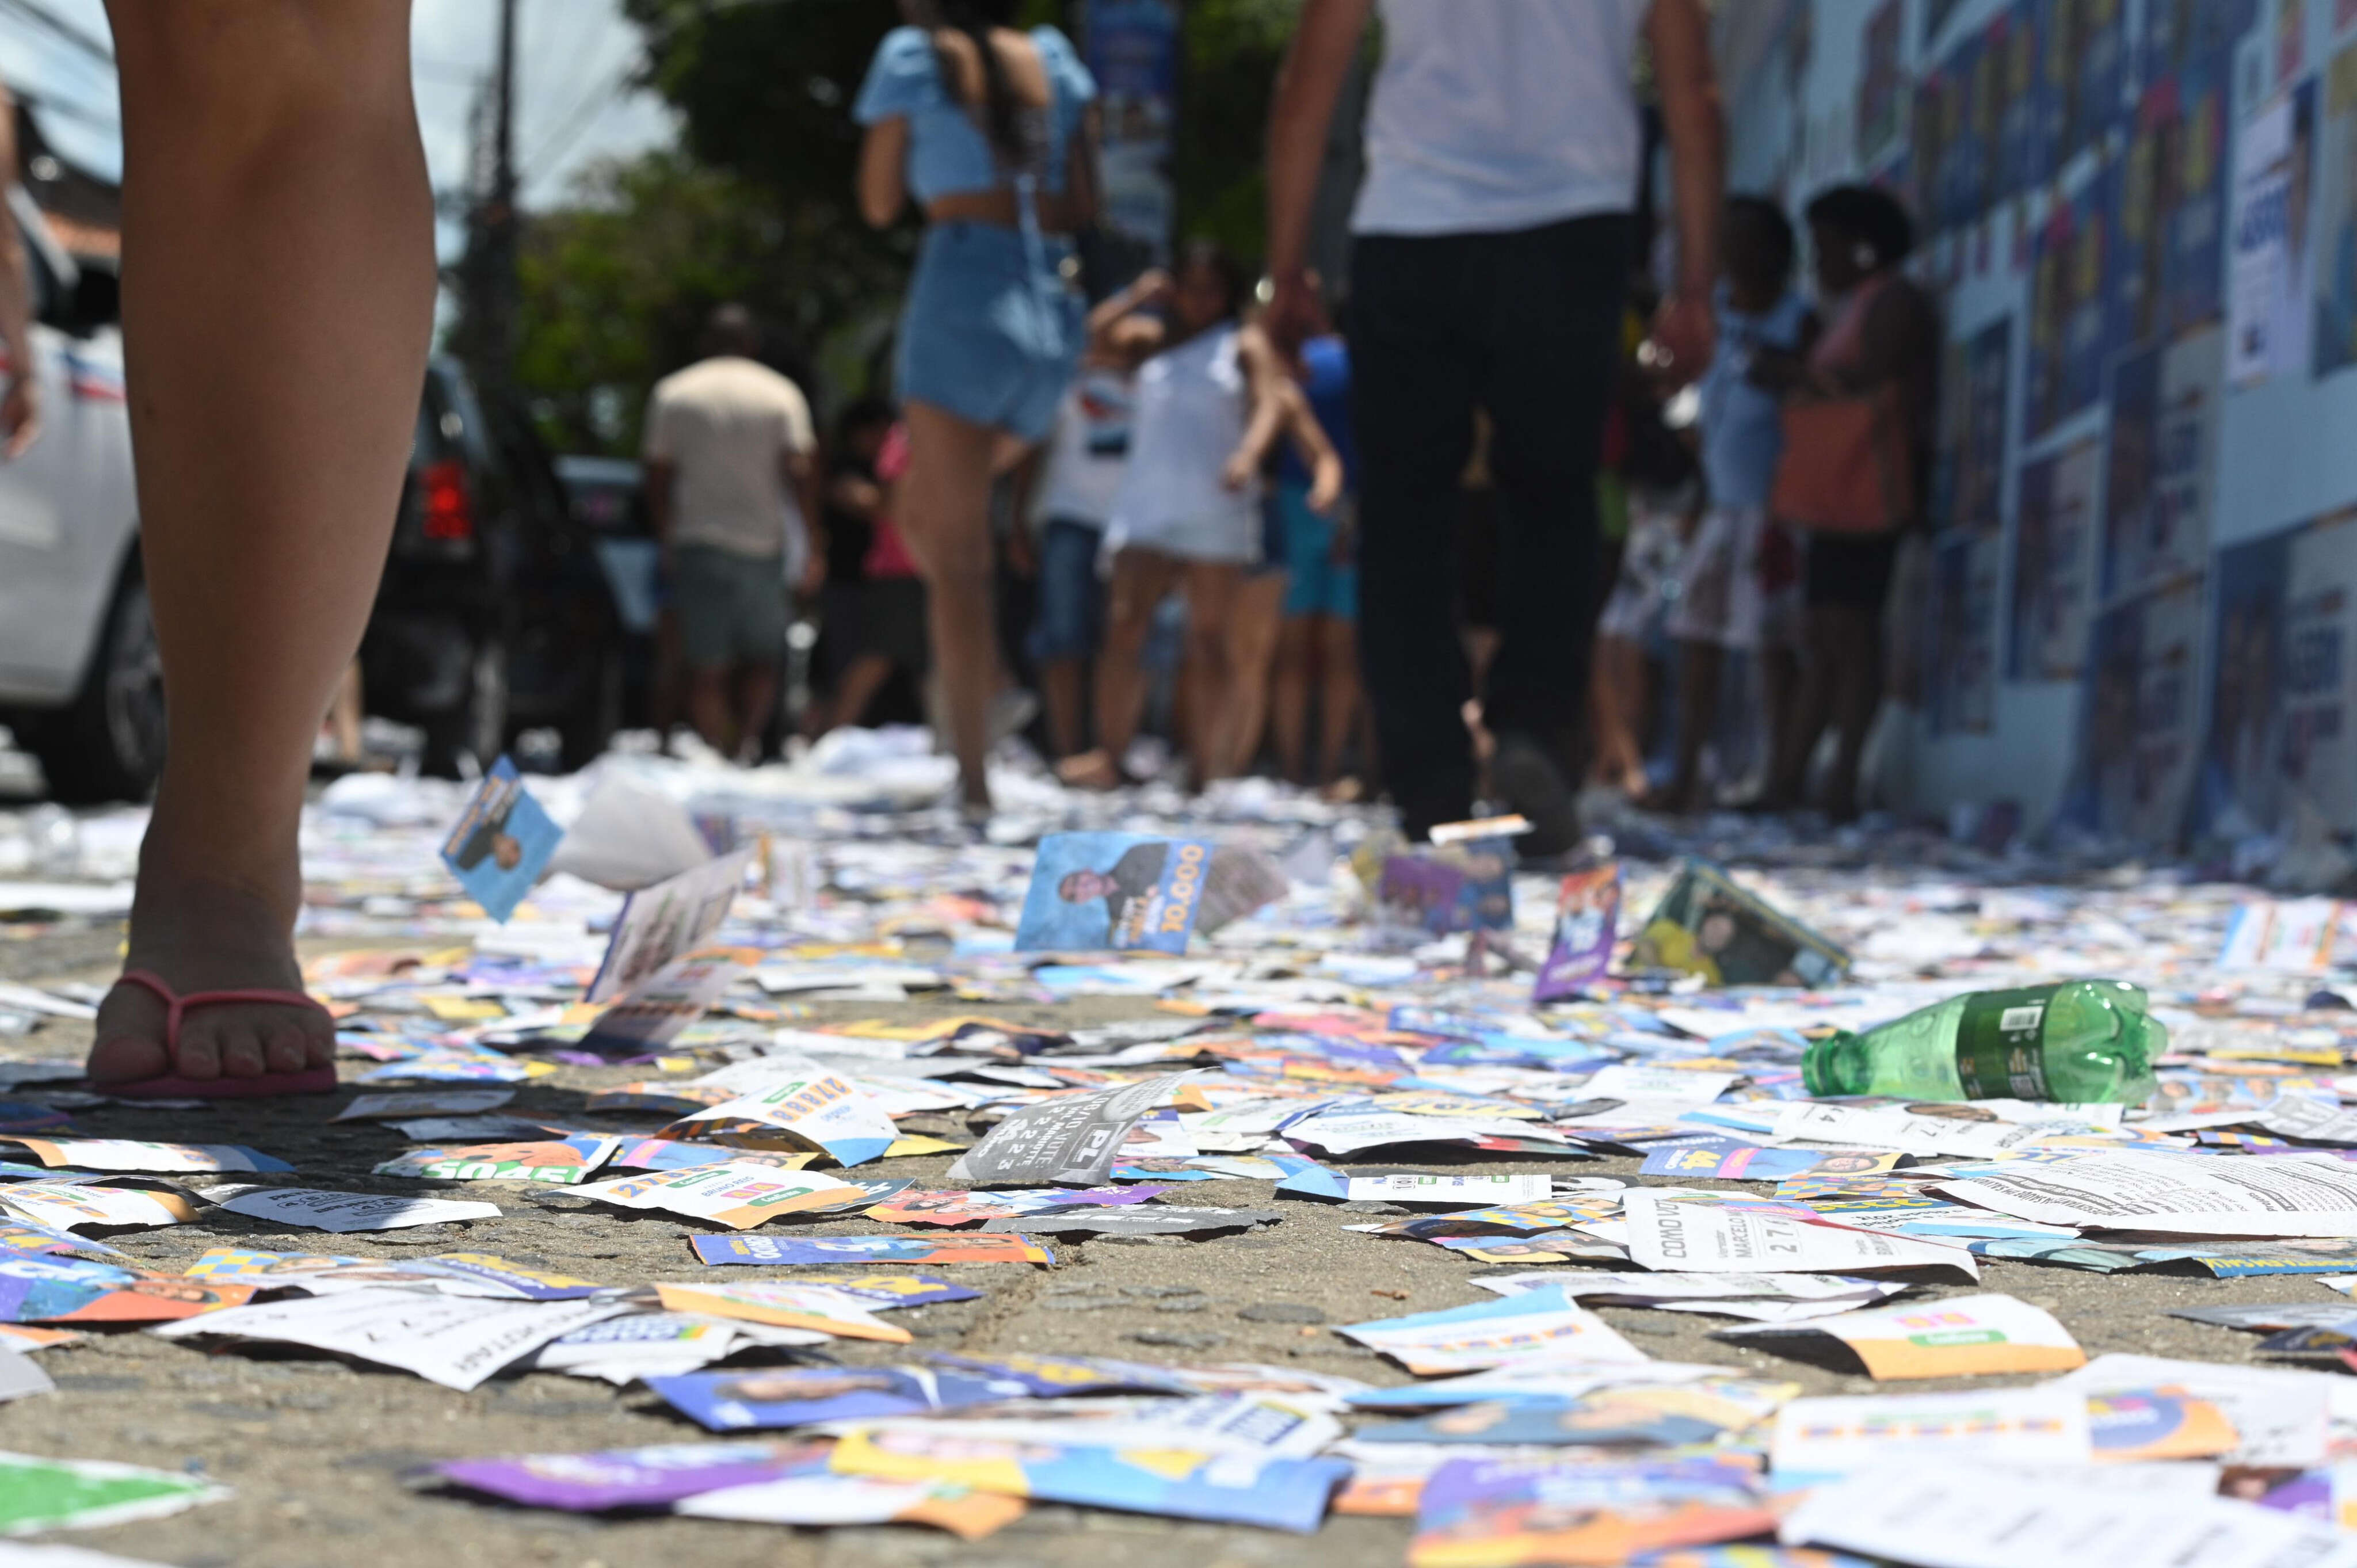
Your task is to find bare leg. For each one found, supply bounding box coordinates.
[733,663,779,765]
[1040,658,1088,758]
[823,654,898,735]
[1316,616,1362,788]
[1769,606,1841,810]
[89,1,432,1086]
[894,402,1002,810]
[1270,618,1314,783]
[1215,572,1287,779]
[1180,562,1245,787]
[1588,633,1651,796]
[1660,640,1722,812]
[688,669,737,756]
[326,661,364,765]
[1064,548,1182,787]
[651,609,685,749]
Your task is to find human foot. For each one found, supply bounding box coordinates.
[1055,750,1125,791]
[87,872,334,1088]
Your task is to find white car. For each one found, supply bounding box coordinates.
[0,190,147,802]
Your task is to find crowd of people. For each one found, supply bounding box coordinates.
[640,0,1938,852]
[43,0,1938,1090]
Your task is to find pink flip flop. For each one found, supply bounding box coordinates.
[95,970,340,1100]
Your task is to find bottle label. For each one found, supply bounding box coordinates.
[1956,994,2049,1099]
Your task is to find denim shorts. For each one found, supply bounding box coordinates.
[1027,517,1105,662]
[897,222,1083,443]
[1276,482,1357,620]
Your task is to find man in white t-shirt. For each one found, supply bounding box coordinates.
[643,304,821,763]
[1265,0,1722,853]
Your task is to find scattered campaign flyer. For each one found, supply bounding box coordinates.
[0,1184,196,1234]
[2056,1353,2337,1468]
[1409,1455,1773,1568]
[750,1271,979,1309]
[1778,1465,2357,1568]
[372,1136,621,1185]
[1719,1294,2085,1380]
[1359,1379,1794,1449]
[1769,1386,2092,1485]
[1620,1192,1979,1279]
[580,959,748,1056]
[945,1071,1196,1186]
[1336,1285,1647,1375]
[1378,837,1517,936]
[586,846,754,1004]
[691,1234,1052,1267]
[206,1187,502,1233]
[1534,864,1621,1002]
[650,1281,909,1342]
[674,1471,1025,1539]
[984,1206,1279,1237]
[1627,860,1850,987]
[1345,1174,1553,1207]
[434,1440,818,1511]
[571,1163,861,1230]
[828,1425,1349,1533]
[1935,1150,2357,1236]
[438,756,561,924]
[151,1287,628,1391]
[333,1090,515,1123]
[2,1139,290,1175]
[657,1057,898,1168]
[1014,834,1282,952]
[864,1187,1157,1226]
[0,1451,229,1535]
[646,1365,1014,1432]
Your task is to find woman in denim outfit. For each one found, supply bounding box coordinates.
[857,1,1098,815]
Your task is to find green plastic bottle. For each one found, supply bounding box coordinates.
[1800,980,2166,1104]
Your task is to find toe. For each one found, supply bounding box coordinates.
[262,1020,310,1074]
[218,1022,269,1079]
[86,983,168,1086]
[174,1017,224,1082]
[305,1019,338,1071]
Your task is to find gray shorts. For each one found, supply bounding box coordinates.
[672,544,787,672]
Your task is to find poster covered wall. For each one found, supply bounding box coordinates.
[2013,438,2104,680]
[2103,327,2225,601]
[1084,0,1178,268]
[2064,574,2207,844]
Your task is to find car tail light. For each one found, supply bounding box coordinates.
[420,459,474,543]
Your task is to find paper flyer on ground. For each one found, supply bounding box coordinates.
[945,1071,1197,1186]
[586,846,754,1004]
[572,1163,861,1229]
[1336,1285,1647,1374]
[1724,1291,2085,1380]
[206,1188,503,1233]
[1935,1150,2357,1235]
[691,1234,1053,1266]
[581,959,749,1055]
[1534,864,1622,1001]
[0,1450,230,1535]
[1626,860,1851,987]
[438,756,562,924]
[151,1286,628,1391]
[1621,1191,1979,1278]
[1015,834,1277,952]
[657,1057,898,1167]
[1769,1386,2092,1485]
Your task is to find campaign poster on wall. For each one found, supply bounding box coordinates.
[2113,86,2172,353]
[2062,574,2207,844]
[2312,38,2357,375]
[2070,0,2130,160]
[1084,0,1180,267]
[2165,45,2235,334]
[1856,0,1906,171]
[1914,63,1958,234]
[2201,525,2293,835]
[1954,319,2013,535]
[2037,0,2081,177]
[2030,164,2117,434]
[1929,534,2001,735]
[2103,328,2225,602]
[2011,437,2104,680]
[1999,3,2043,200]
[2230,81,2319,386]
[2200,512,2357,837]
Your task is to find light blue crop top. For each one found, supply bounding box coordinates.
[854,25,1096,204]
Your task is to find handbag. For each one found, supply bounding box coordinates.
[1771,385,1916,535]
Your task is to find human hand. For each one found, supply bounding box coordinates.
[1645,289,1716,389]
[1306,464,1343,516]
[1,376,40,460]
[797,554,826,595]
[1221,449,1256,493]
[1264,268,1321,360]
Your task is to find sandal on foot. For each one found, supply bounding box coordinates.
[96,970,340,1100]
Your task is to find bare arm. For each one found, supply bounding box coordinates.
[1646,0,1726,384]
[784,448,824,591]
[643,458,676,548]
[1086,267,1172,354]
[0,87,39,457]
[857,118,910,228]
[1275,379,1345,514]
[1057,104,1103,232]
[1222,325,1294,490]
[1264,0,1372,349]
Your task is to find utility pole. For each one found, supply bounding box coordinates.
[462,0,521,398]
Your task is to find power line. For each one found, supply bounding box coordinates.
[520,62,635,183]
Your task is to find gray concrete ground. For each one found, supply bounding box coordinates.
[0,928,2331,1568]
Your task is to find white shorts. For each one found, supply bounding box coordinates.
[1667,504,1801,651]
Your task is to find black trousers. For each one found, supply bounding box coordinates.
[1348,213,1631,835]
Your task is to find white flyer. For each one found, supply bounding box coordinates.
[150,1287,630,1390]
[677,1474,1006,1528]
[1333,1283,1647,1374]
[571,1163,860,1230]
[3,1139,286,1175]
[1345,1174,1553,1207]
[1935,1150,2357,1237]
[1282,1110,1554,1155]
[1577,1066,1740,1104]
[586,846,754,1004]
[0,1184,195,1233]
[1780,1465,2357,1567]
[208,1187,502,1233]
[1621,1190,1979,1278]
[1721,1293,2085,1380]
[1769,1103,2057,1159]
[581,958,749,1054]
[2253,1094,2357,1146]
[2055,1353,2340,1468]
[659,1055,899,1168]
[1474,1270,1904,1308]
[1771,1386,2091,1484]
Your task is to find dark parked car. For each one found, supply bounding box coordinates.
[361,360,624,775]
[555,453,660,731]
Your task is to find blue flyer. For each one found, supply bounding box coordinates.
[646,1365,1010,1432]
[1015,833,1215,952]
[438,756,561,924]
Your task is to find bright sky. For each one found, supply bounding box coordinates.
[0,0,678,228]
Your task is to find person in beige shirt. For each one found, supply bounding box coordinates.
[643,304,822,762]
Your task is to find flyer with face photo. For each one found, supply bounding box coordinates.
[1626,861,1851,989]
[1533,864,1621,1001]
[586,846,755,1004]
[1014,834,1282,953]
[439,756,562,924]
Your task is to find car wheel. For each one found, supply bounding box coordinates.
[558,647,623,773]
[423,636,509,779]
[28,567,167,804]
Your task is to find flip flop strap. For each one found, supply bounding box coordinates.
[117,969,327,1051]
